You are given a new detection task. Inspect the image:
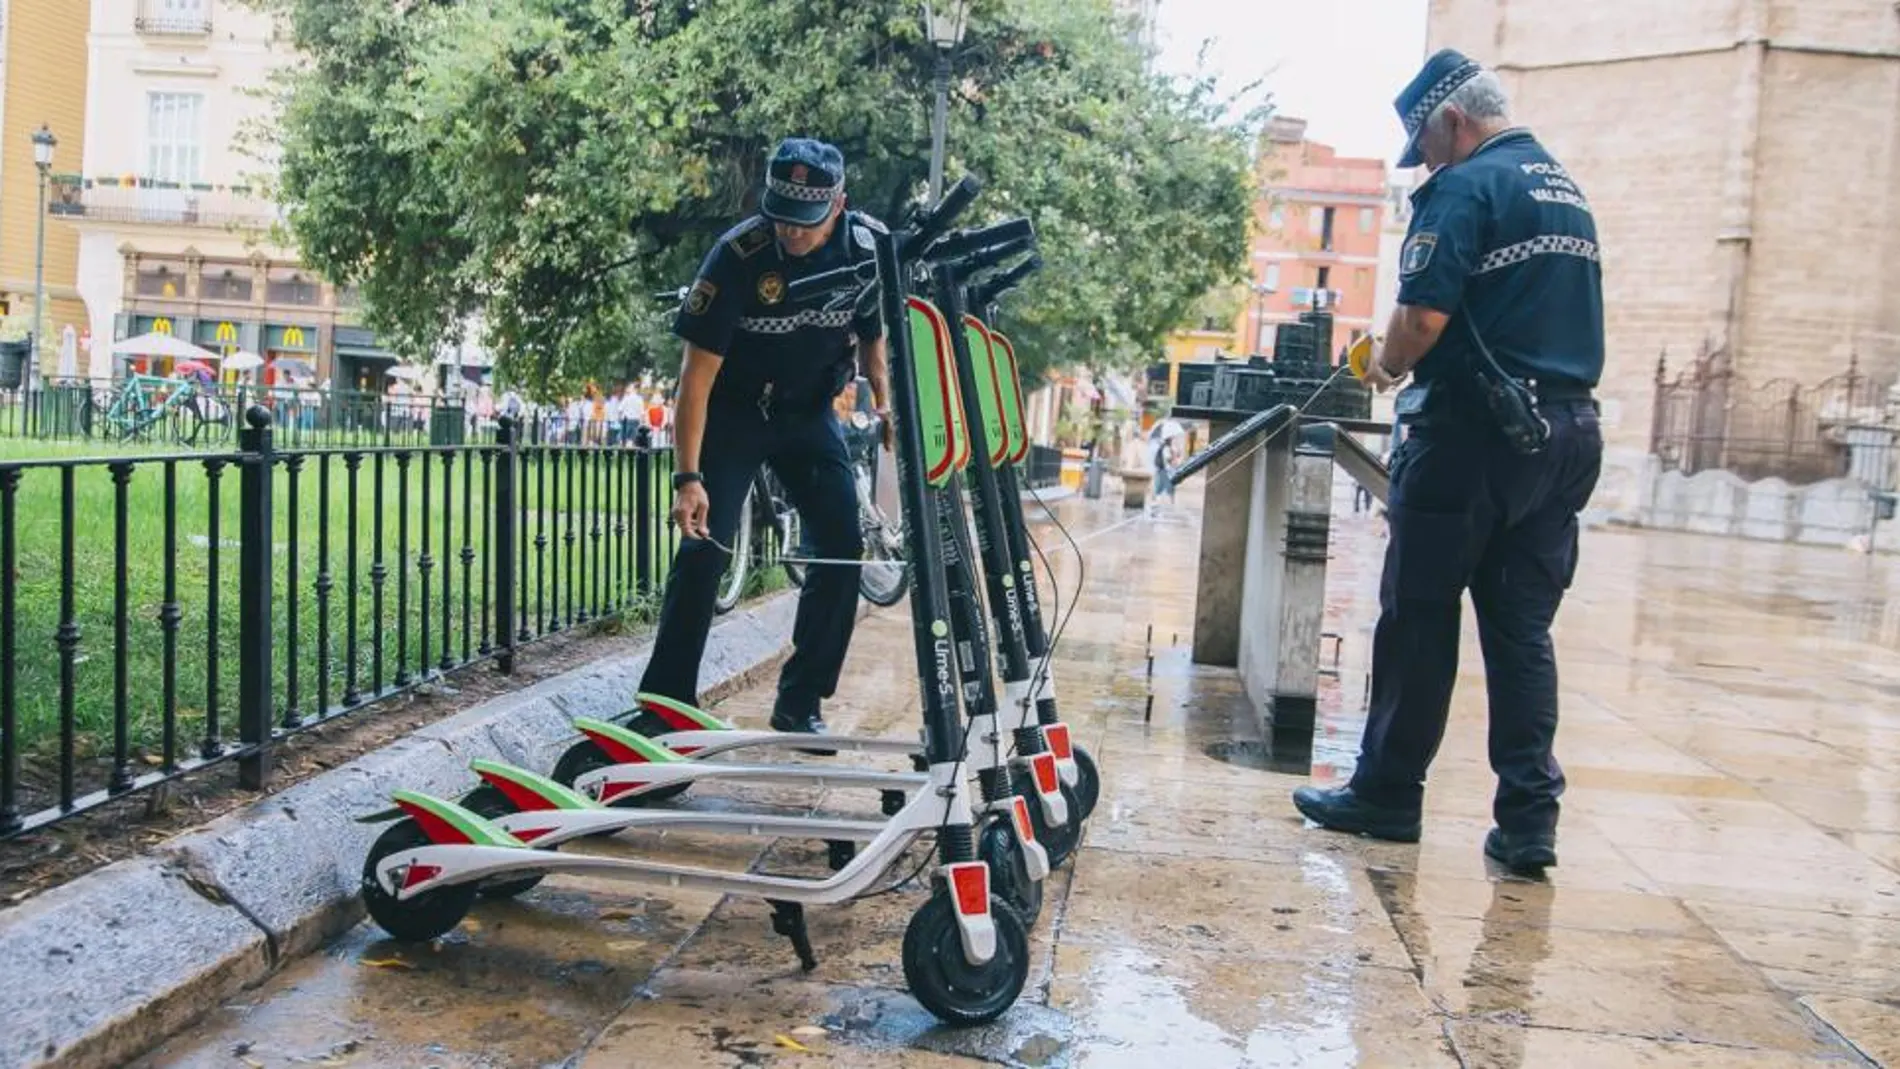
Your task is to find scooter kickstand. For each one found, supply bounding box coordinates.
[768,899,818,971]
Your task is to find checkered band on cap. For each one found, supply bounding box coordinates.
[765,175,842,203]
[1404,60,1484,135]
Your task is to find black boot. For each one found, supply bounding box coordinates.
[770,699,835,757]
[1484,827,1557,876]
[1291,785,1422,843]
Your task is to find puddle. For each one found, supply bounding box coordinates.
[1204,738,1313,776]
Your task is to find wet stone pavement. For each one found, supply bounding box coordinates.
[132,477,1900,1068]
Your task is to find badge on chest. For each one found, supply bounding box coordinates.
[757,272,786,305]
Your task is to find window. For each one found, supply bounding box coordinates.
[201,265,254,302]
[1319,207,1336,251]
[138,0,211,34]
[266,270,320,306]
[1359,207,1376,233]
[1308,205,1324,233]
[1315,266,1331,291]
[1269,204,1284,229]
[136,262,187,298]
[1263,263,1280,291]
[146,93,204,184]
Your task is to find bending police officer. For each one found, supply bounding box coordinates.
[639,138,893,746]
[1292,51,1605,875]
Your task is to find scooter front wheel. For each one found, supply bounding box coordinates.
[458,785,547,900]
[360,820,477,943]
[980,818,1042,927]
[1071,745,1102,822]
[901,892,1030,1026]
[1017,777,1083,870]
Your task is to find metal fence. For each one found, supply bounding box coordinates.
[0,411,681,839]
[1649,346,1899,488]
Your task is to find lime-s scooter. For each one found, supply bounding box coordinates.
[358,194,1032,1026]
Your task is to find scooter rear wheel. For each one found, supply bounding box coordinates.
[551,736,689,809]
[458,786,547,900]
[980,818,1043,927]
[361,820,477,943]
[1017,777,1083,870]
[1071,745,1102,822]
[901,892,1029,1026]
[617,711,694,803]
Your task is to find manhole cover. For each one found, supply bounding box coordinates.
[1205,739,1313,775]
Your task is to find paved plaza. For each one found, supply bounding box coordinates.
[132,482,1900,1068]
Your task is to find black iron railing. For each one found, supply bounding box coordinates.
[0,412,679,839]
[1650,346,1898,488]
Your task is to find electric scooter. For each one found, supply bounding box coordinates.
[390,268,1055,924]
[963,261,1103,822]
[359,190,1033,1026]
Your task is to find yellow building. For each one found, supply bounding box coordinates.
[1158,326,1235,400]
[1,0,90,375]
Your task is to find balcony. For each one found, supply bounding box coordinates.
[135,1,212,35]
[48,175,282,231]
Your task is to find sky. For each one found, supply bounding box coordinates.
[1150,0,1430,170]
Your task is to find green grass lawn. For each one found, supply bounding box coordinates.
[1,436,684,790]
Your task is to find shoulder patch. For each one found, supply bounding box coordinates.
[728,222,773,260]
[685,278,717,316]
[1400,233,1437,278]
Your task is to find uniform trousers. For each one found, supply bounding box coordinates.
[638,399,864,715]
[1348,399,1602,835]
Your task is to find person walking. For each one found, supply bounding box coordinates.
[638,137,891,746]
[1291,50,1605,875]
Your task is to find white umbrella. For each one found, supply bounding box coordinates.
[111,331,220,362]
[223,350,265,371]
[386,364,425,381]
[57,326,78,378]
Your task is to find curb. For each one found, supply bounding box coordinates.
[0,593,806,1069]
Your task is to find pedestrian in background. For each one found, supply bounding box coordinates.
[1292,49,1605,876]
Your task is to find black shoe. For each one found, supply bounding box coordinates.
[1291,785,1422,843]
[1484,827,1557,876]
[769,708,836,757]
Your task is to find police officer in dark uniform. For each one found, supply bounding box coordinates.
[1292,51,1605,874]
[639,138,892,744]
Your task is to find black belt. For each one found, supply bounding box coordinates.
[1532,380,1594,403]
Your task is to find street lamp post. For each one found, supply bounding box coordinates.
[31,124,56,378]
[1252,281,1276,355]
[921,0,970,205]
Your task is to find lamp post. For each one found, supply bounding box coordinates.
[1252,280,1276,355]
[921,0,970,205]
[31,124,56,378]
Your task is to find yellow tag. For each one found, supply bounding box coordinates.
[774,1035,813,1052]
[1346,334,1375,380]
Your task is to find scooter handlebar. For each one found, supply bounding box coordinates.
[898,174,984,258]
[950,233,1037,276]
[970,253,1044,307]
[922,217,1035,266]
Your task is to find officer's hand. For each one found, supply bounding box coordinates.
[878,409,895,453]
[1362,338,1403,393]
[673,481,711,541]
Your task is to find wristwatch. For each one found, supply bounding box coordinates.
[671,471,704,490]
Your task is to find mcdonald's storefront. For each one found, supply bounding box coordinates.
[114,314,332,385]
[264,323,319,385]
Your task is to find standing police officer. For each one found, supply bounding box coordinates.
[1292,51,1605,874]
[638,138,891,745]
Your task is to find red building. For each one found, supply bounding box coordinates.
[1237,117,1389,360]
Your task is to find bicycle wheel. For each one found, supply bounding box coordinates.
[780,503,806,590]
[712,484,753,615]
[858,502,909,606]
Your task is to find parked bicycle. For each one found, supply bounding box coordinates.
[80,372,232,445]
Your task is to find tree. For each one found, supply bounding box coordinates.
[253,0,1263,396]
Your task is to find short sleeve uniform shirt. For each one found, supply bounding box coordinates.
[674,214,882,413]
[1396,130,1605,389]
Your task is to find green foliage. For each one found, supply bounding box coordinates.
[254,0,1263,397]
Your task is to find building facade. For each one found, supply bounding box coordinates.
[1371,180,1415,333]
[1240,117,1388,359]
[1425,0,1900,450]
[61,0,413,388]
[0,0,91,376]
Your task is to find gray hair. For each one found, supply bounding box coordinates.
[1428,70,1511,135]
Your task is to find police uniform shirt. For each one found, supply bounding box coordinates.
[674,213,881,412]
[1396,129,1605,389]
